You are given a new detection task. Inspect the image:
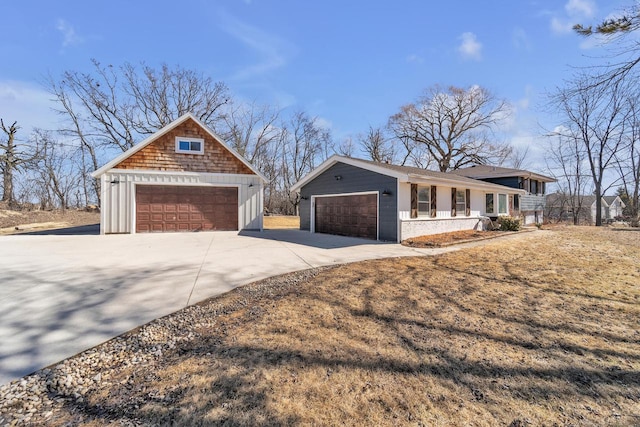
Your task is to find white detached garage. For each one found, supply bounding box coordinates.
[91,113,266,234]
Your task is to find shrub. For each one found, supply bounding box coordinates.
[497,216,521,231]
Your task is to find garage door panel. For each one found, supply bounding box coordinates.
[315,194,378,240]
[136,185,238,233]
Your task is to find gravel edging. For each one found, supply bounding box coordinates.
[0,266,333,426]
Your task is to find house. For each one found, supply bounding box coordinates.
[545,193,592,224]
[544,194,626,224]
[450,165,556,225]
[290,156,525,242]
[595,196,626,222]
[91,113,266,234]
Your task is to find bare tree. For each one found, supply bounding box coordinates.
[218,101,283,212]
[505,145,531,169]
[32,130,81,210]
[123,62,229,135]
[551,75,630,226]
[281,111,329,214]
[614,95,640,223]
[545,131,593,225]
[0,120,40,205]
[359,126,394,163]
[573,3,640,90]
[48,60,230,204]
[388,85,512,172]
[219,101,281,166]
[335,137,355,157]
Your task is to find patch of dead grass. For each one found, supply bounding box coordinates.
[402,229,518,247]
[263,215,300,229]
[9,226,640,426]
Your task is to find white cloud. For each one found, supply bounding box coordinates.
[217,11,294,80]
[457,32,482,61]
[512,27,532,50]
[314,116,333,130]
[550,0,596,35]
[0,80,60,132]
[565,0,596,18]
[56,19,83,48]
[406,53,424,64]
[550,16,574,34]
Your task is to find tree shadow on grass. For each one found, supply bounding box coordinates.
[39,261,640,426]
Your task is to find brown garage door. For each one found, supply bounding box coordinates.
[136,185,238,233]
[315,194,378,239]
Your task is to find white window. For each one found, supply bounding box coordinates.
[418,186,430,217]
[485,193,494,215]
[456,190,466,215]
[498,193,508,214]
[175,137,204,154]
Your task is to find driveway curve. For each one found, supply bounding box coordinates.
[0,230,449,384]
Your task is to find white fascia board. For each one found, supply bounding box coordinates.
[407,173,526,195]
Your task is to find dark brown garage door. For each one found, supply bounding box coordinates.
[315,194,378,239]
[136,185,238,233]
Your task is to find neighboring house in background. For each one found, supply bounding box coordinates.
[545,193,592,224]
[545,194,626,224]
[596,196,626,222]
[450,165,556,225]
[290,156,524,242]
[91,113,266,234]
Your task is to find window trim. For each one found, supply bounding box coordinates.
[175,137,205,155]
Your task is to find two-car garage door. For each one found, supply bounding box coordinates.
[136,185,238,233]
[314,193,378,240]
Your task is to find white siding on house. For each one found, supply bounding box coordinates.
[401,218,482,239]
[398,183,493,239]
[99,170,263,234]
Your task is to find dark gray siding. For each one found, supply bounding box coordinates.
[299,162,398,241]
[479,176,520,188]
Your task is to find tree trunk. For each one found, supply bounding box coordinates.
[594,184,603,226]
[2,165,13,203]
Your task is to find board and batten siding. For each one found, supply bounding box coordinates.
[298,163,398,242]
[99,170,263,234]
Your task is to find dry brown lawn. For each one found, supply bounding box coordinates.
[6,227,640,426]
[263,215,300,229]
[0,203,99,235]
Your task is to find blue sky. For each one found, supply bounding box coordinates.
[0,0,629,171]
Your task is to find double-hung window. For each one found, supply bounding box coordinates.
[498,194,508,214]
[456,190,466,215]
[485,193,494,215]
[417,186,430,217]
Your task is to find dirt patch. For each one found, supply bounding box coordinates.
[1,227,639,426]
[264,215,300,229]
[0,204,99,235]
[402,229,528,247]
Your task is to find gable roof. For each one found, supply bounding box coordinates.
[91,113,267,182]
[290,155,526,194]
[450,165,556,183]
[603,195,625,207]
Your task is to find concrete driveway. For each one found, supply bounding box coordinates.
[0,229,449,385]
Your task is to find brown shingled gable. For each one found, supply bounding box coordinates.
[114,117,254,175]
